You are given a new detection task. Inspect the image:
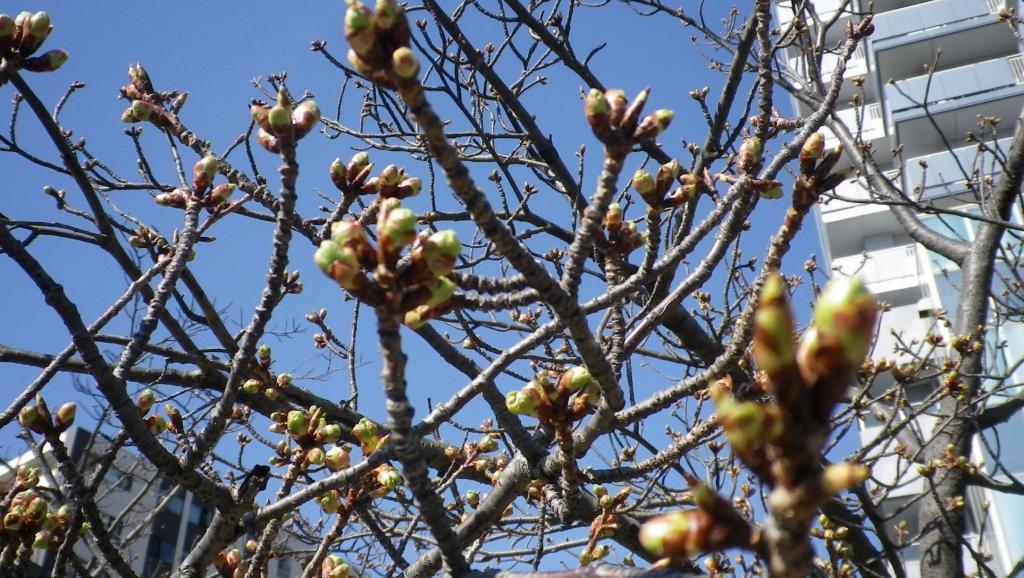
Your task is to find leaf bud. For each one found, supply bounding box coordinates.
[655,159,681,193]
[396,176,422,198]
[760,184,783,200]
[753,273,796,378]
[605,89,628,128]
[330,158,348,190]
[426,276,457,308]
[800,132,825,163]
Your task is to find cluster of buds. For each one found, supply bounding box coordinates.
[505,366,601,421]
[321,555,351,578]
[602,203,646,255]
[344,0,416,88]
[709,379,784,478]
[632,159,705,209]
[250,88,321,153]
[3,492,82,551]
[154,155,236,210]
[351,416,388,455]
[242,371,292,402]
[580,485,632,565]
[584,87,674,145]
[372,464,402,495]
[315,200,462,329]
[917,443,978,478]
[331,155,421,200]
[267,405,345,468]
[640,480,753,560]
[17,395,75,437]
[120,64,177,129]
[792,132,846,207]
[214,548,244,578]
[0,11,68,74]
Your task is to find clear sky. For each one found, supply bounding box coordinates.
[0,2,840,566]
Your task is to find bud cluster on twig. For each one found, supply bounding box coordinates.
[631,159,709,209]
[17,394,75,437]
[154,155,239,212]
[2,487,81,553]
[343,0,417,89]
[601,203,646,256]
[250,88,321,154]
[0,11,68,75]
[505,365,601,422]
[584,87,674,147]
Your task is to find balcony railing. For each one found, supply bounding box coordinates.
[906,136,1015,196]
[832,244,922,289]
[886,54,1024,116]
[873,0,998,44]
[789,44,867,81]
[775,0,846,26]
[821,169,900,214]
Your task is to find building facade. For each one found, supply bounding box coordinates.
[0,427,301,578]
[776,0,1024,575]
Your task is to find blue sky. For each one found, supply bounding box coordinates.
[0,1,840,568]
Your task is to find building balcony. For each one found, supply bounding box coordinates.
[831,244,925,293]
[820,169,901,216]
[906,136,1015,197]
[788,44,867,83]
[872,0,1004,48]
[886,54,1024,121]
[775,0,847,27]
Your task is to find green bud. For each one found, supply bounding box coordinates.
[376,466,401,490]
[345,2,376,55]
[287,410,309,437]
[404,307,429,329]
[192,155,218,191]
[251,103,271,131]
[592,544,610,560]
[21,49,68,73]
[392,47,419,79]
[634,108,674,140]
[318,490,342,514]
[325,446,351,471]
[147,415,167,435]
[421,230,460,275]
[639,510,703,558]
[16,466,39,490]
[353,417,379,446]
[268,104,291,136]
[559,365,595,393]
[130,100,158,122]
[477,434,499,453]
[605,89,628,127]
[465,490,479,507]
[655,159,681,192]
[738,137,763,173]
[3,512,22,531]
[810,277,878,368]
[330,158,348,189]
[18,405,46,433]
[314,240,361,289]
[317,423,342,445]
[348,151,371,174]
[242,379,261,395]
[505,390,539,417]
[801,132,825,162]
[760,185,784,200]
[307,447,326,466]
[209,183,236,205]
[397,176,422,198]
[631,169,657,205]
[0,15,15,43]
[376,0,401,29]
[32,530,52,549]
[55,402,76,431]
[292,100,321,138]
[426,276,457,308]
[605,202,623,229]
[822,462,869,495]
[585,88,611,130]
[28,11,50,39]
[579,549,594,566]
[380,207,417,250]
[347,49,374,77]
[753,273,796,377]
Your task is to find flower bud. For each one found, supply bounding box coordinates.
[307,447,326,466]
[268,103,291,137]
[353,417,379,447]
[376,0,401,29]
[392,47,419,79]
[760,184,784,200]
[193,155,218,191]
[292,100,321,138]
[19,405,47,434]
[426,276,456,308]
[584,88,610,131]
[633,109,673,140]
[421,230,461,275]
[822,462,869,495]
[376,466,401,490]
[330,158,348,190]
[207,183,236,206]
[16,467,40,490]
[379,207,417,251]
[165,404,184,434]
[287,410,310,437]
[559,366,595,393]
[242,379,261,395]
[21,49,68,73]
[801,132,825,163]
[737,137,763,173]
[315,240,362,289]
[135,389,156,415]
[32,530,52,549]
[605,89,628,127]
[3,511,23,531]
[347,49,374,77]
[325,446,351,471]
[146,415,167,435]
[251,103,271,131]
[348,151,371,178]
[505,390,539,417]
[55,402,76,432]
[804,276,878,376]
[345,2,376,56]
[655,159,681,193]
[477,434,499,453]
[404,306,429,330]
[264,388,280,401]
[130,100,159,122]
[256,129,280,153]
[640,510,712,558]
[0,15,15,45]
[631,169,658,206]
[396,176,422,198]
[753,273,796,378]
[604,203,623,230]
[318,490,342,514]
[318,423,342,445]
[155,189,187,208]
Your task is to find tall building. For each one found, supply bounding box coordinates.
[776,0,1024,575]
[0,427,301,578]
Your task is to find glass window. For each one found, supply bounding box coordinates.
[188,503,209,526]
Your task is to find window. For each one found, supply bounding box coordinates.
[104,468,132,492]
[144,535,177,577]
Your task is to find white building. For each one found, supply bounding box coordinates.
[776,0,1024,575]
[0,427,302,578]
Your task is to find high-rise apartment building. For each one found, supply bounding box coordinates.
[776,0,1024,575]
[0,427,301,578]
